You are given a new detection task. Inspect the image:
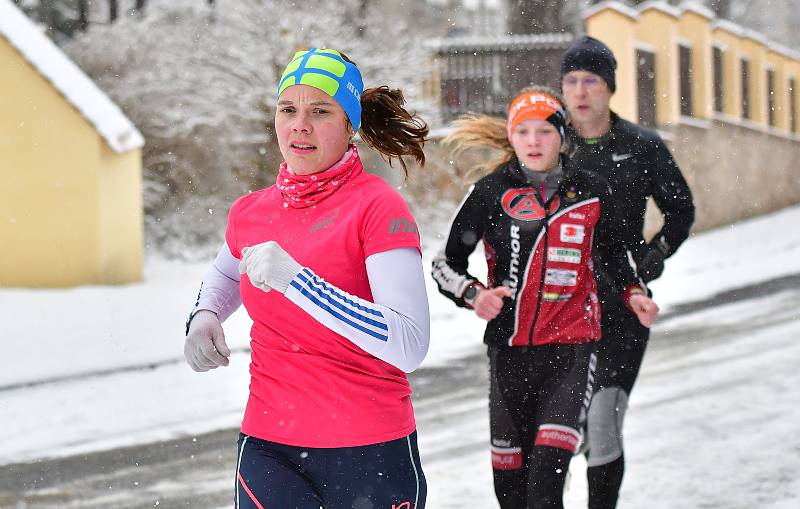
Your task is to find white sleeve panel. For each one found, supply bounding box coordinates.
[431,249,473,298]
[194,242,242,323]
[283,248,430,373]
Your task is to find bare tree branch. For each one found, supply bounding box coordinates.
[75,0,88,31]
[708,0,731,18]
[507,0,566,34]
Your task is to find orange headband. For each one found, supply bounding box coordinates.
[507,92,566,140]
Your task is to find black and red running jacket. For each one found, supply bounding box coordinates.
[432,157,641,348]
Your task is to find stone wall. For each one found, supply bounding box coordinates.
[645,119,800,239]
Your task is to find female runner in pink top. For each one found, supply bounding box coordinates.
[184,48,430,509]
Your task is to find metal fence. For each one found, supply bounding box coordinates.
[429,33,574,122]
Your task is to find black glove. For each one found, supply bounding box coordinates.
[638,237,670,283]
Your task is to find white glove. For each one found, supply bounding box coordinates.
[184,310,231,372]
[238,240,303,294]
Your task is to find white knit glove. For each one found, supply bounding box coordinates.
[184,310,231,372]
[239,241,303,294]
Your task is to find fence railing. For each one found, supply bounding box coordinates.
[429,33,574,122]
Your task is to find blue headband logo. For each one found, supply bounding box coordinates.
[277,48,364,132]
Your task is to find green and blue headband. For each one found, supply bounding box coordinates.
[277,48,364,132]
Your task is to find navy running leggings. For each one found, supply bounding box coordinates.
[235,432,426,509]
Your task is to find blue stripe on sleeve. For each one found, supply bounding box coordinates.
[298,269,384,317]
[295,271,388,331]
[290,280,389,342]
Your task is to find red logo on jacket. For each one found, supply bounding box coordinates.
[501,188,560,221]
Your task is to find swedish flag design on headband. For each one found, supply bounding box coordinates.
[277,48,364,131]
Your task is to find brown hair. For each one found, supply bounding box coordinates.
[443,85,568,176]
[360,86,428,175]
[339,53,428,175]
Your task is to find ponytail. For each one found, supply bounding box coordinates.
[443,114,514,175]
[359,86,428,176]
[444,84,570,177]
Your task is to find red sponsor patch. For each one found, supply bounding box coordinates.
[491,447,523,470]
[534,425,580,452]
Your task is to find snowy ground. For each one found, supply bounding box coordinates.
[3,204,800,507]
[421,287,800,509]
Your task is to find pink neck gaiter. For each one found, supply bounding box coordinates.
[277,145,363,208]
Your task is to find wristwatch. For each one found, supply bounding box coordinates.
[652,235,671,256]
[463,283,481,306]
[185,309,199,336]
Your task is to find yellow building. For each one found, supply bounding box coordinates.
[0,0,145,287]
[585,0,800,135]
[584,0,800,231]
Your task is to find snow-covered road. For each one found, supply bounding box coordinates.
[422,281,800,509]
[2,275,798,508]
[3,205,800,507]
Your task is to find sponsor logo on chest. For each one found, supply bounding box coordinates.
[548,247,581,264]
[611,152,634,162]
[560,223,585,244]
[310,208,340,232]
[545,268,578,286]
[543,291,573,302]
[501,188,560,221]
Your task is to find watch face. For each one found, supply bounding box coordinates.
[464,286,477,300]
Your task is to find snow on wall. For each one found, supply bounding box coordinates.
[0,0,144,153]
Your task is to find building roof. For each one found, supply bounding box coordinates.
[587,0,800,63]
[583,0,640,21]
[678,1,715,20]
[428,33,574,53]
[636,0,682,19]
[0,0,144,153]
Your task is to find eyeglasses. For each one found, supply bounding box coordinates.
[562,75,603,89]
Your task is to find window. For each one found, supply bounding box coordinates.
[713,46,724,113]
[766,69,776,127]
[790,78,797,133]
[741,58,751,120]
[679,45,693,117]
[636,49,657,127]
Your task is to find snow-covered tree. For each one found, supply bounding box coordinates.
[707,0,732,18]
[507,0,568,33]
[64,0,436,257]
[725,0,800,47]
